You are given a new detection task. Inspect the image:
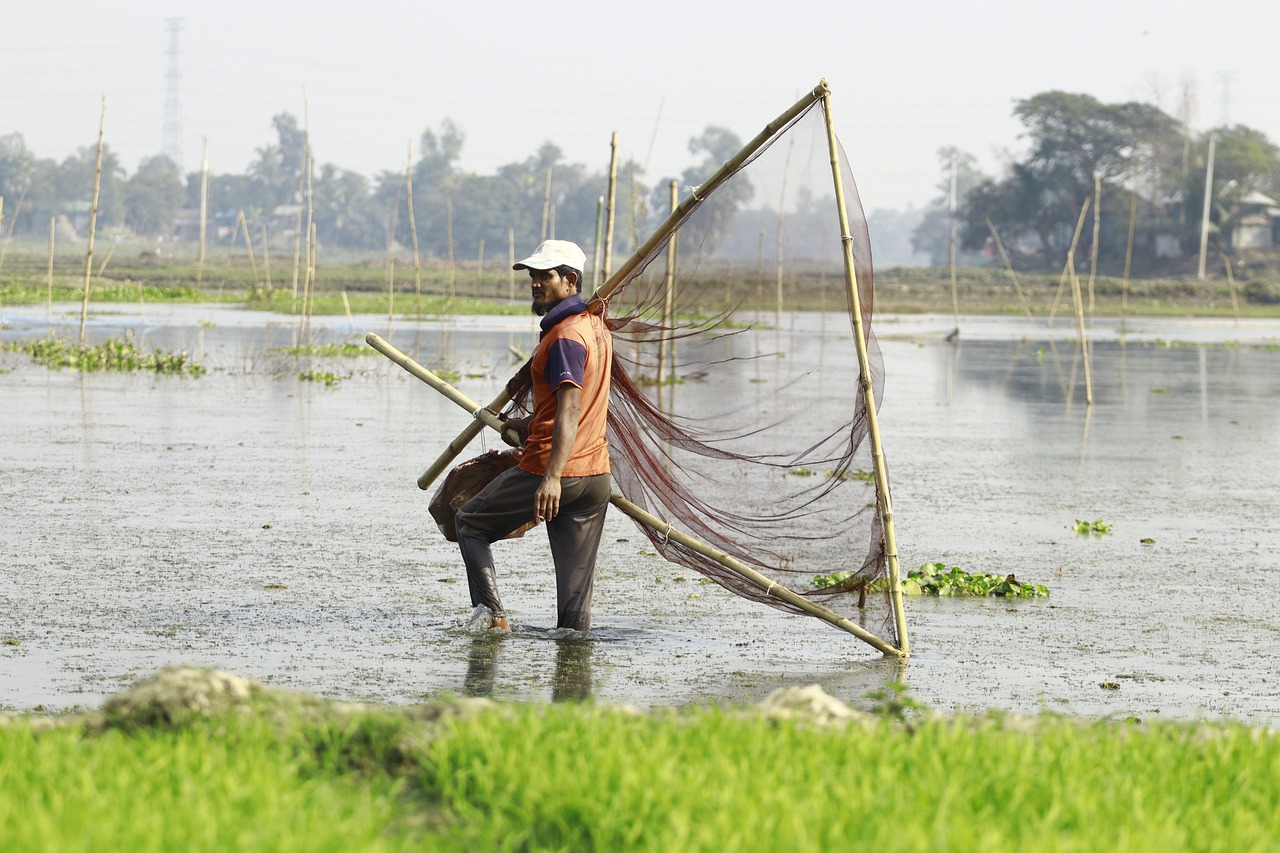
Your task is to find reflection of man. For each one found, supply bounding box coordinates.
[454,240,613,632]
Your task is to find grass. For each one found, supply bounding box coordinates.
[3,337,204,375]
[2,676,1278,852]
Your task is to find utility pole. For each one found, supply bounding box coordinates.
[163,18,183,169]
[1197,134,1217,282]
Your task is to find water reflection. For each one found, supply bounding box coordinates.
[461,634,595,702]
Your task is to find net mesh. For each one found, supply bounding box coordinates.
[504,98,894,645]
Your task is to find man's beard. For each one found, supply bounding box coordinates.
[532,296,563,317]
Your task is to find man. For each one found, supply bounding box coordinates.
[453,239,613,632]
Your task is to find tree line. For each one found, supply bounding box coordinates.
[4,91,1279,272]
[910,91,1280,271]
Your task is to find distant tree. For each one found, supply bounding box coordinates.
[56,143,126,228]
[313,164,380,249]
[124,155,184,236]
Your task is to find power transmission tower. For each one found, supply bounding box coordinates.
[1217,71,1236,127]
[163,18,184,168]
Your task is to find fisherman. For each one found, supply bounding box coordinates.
[453,239,613,632]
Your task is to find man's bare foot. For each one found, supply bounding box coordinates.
[490,614,511,632]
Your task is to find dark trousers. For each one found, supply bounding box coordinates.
[455,467,611,631]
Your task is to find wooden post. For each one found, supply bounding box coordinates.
[366,332,899,656]
[602,132,618,282]
[819,82,908,656]
[79,94,106,344]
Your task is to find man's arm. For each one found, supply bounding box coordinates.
[534,384,581,521]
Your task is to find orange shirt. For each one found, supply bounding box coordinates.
[519,297,612,478]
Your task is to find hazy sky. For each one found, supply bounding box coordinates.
[4,0,1278,214]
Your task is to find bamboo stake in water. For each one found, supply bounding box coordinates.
[0,194,24,273]
[237,210,259,290]
[197,138,208,288]
[657,180,678,384]
[366,332,898,655]
[602,132,618,282]
[821,81,909,657]
[261,225,271,290]
[95,244,116,280]
[290,177,303,313]
[1087,172,1101,321]
[79,94,106,344]
[1121,188,1137,325]
[948,150,960,338]
[592,196,605,291]
[507,227,515,301]
[986,218,1033,319]
[1067,241,1093,406]
[1047,199,1092,326]
[46,216,55,319]
[540,165,553,242]
[775,133,795,331]
[301,87,314,329]
[405,140,423,316]
[340,291,354,332]
[1223,254,1240,323]
[446,195,456,301]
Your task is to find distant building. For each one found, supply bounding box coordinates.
[1232,190,1280,250]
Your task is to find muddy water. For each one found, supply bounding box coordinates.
[2,304,1278,724]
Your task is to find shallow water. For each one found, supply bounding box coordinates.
[2,303,1278,723]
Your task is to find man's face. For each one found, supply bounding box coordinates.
[529,268,577,316]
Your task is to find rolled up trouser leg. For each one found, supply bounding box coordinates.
[546,473,612,631]
[455,467,540,616]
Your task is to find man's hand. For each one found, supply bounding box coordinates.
[501,415,531,448]
[535,475,562,522]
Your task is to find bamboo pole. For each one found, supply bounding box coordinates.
[657,180,678,384]
[477,239,485,280]
[602,132,618,282]
[261,225,271,290]
[1122,188,1137,325]
[302,87,314,330]
[290,181,303,313]
[1067,244,1093,406]
[1047,198,1092,326]
[367,332,897,655]
[948,150,960,338]
[197,138,208,288]
[406,140,423,316]
[1223,254,1240,322]
[410,83,832,493]
[95,244,116,280]
[1197,134,1216,282]
[592,196,605,292]
[237,209,259,290]
[986,218,1033,319]
[46,216,55,319]
[79,94,106,344]
[776,133,795,331]
[540,165,553,242]
[1087,172,1101,321]
[446,195,455,300]
[0,194,23,273]
[820,82,908,657]
[341,291,354,331]
[507,227,516,301]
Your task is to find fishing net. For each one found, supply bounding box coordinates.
[501,93,896,646]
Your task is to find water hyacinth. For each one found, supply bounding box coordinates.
[4,337,204,375]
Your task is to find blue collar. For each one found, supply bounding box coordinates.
[539,293,588,332]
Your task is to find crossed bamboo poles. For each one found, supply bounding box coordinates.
[368,80,909,658]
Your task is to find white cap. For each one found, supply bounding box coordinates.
[513,239,586,272]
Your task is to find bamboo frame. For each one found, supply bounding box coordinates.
[413,83,834,490]
[820,82,908,656]
[79,94,106,344]
[367,332,899,656]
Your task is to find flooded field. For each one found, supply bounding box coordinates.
[3,303,1278,725]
